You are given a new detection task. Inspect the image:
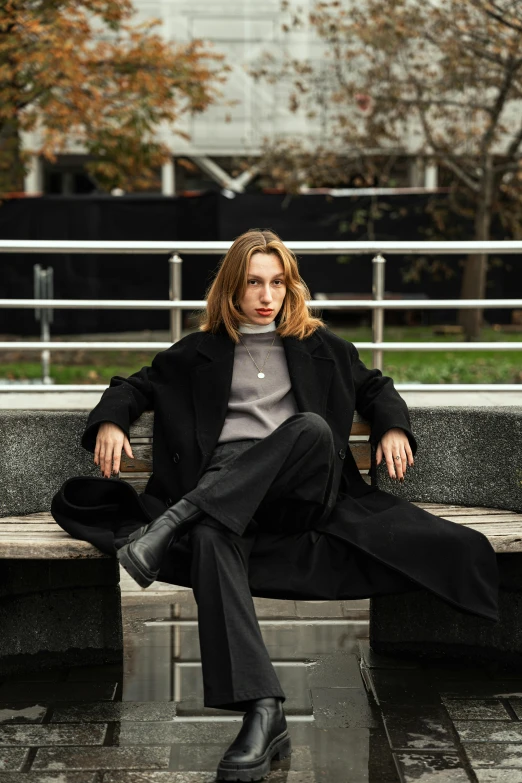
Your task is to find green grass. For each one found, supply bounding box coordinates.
[339,327,522,384]
[0,360,154,385]
[0,328,521,385]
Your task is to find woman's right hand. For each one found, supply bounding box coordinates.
[94,422,135,478]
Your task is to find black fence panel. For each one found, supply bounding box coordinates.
[0,191,519,334]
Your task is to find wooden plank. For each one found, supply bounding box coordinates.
[414,503,510,516]
[121,441,372,473]
[444,515,522,525]
[4,505,519,526]
[0,512,56,523]
[350,421,371,436]
[0,532,72,538]
[458,528,522,538]
[0,519,61,526]
[463,533,522,554]
[128,410,371,440]
[419,503,522,553]
[120,443,152,472]
[0,521,58,528]
[0,535,70,540]
[472,530,522,537]
[5,497,522,560]
[349,442,371,471]
[129,410,154,438]
[0,540,108,559]
[120,474,149,494]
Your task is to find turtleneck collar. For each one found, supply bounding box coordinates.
[238,320,277,334]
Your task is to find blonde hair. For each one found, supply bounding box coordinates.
[198,228,324,342]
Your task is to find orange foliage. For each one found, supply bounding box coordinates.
[0,0,229,191]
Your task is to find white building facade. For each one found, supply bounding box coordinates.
[23,0,439,195]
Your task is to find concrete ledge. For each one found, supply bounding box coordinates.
[370,406,522,665]
[1,406,521,517]
[0,559,123,675]
[0,410,98,517]
[376,406,522,513]
[370,554,522,667]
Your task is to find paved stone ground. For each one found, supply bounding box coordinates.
[2,590,522,782]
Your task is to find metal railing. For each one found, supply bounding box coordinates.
[1,239,521,392]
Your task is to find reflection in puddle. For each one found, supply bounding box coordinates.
[3,590,508,780]
[115,592,395,781]
[122,596,369,707]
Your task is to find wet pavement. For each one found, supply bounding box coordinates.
[2,590,522,782]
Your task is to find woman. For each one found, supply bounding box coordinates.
[52,228,499,783]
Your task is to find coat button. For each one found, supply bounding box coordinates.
[172,452,180,464]
[338,448,346,459]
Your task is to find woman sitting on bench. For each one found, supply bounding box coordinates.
[73,228,499,782]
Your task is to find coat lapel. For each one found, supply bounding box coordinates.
[282,331,335,416]
[191,332,235,457]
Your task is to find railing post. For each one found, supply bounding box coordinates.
[372,253,386,371]
[33,264,54,384]
[169,253,182,343]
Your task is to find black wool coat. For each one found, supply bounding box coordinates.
[51,326,499,622]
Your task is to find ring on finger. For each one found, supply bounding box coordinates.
[394,455,401,461]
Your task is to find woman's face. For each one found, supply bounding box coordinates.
[237,252,286,325]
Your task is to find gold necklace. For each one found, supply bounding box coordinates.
[238,333,277,378]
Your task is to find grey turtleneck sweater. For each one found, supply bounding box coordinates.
[217,321,299,444]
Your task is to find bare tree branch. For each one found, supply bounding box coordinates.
[440,155,481,193]
[406,72,482,192]
[503,123,522,161]
[471,0,522,33]
[494,159,522,174]
[479,54,521,158]
[422,27,506,68]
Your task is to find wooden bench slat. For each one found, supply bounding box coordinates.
[0,540,109,559]
[129,410,154,438]
[348,422,371,436]
[415,503,510,516]
[7,510,518,531]
[4,498,521,557]
[445,516,522,525]
[128,410,370,439]
[120,443,152,472]
[455,530,522,541]
[461,534,522,554]
[119,442,372,474]
[0,514,63,530]
[0,512,56,523]
[0,533,72,538]
[0,528,76,534]
[119,473,150,494]
[0,523,58,529]
[349,443,371,471]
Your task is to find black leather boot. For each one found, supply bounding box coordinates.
[216,697,291,782]
[117,498,205,588]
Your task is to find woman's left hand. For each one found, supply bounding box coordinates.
[376,427,414,482]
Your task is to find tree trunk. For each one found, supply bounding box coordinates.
[0,119,26,195]
[458,157,493,341]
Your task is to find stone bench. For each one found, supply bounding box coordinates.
[0,409,373,675]
[369,406,522,668]
[1,406,521,674]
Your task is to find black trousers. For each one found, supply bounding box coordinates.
[181,412,337,710]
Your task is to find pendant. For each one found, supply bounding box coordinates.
[258,372,265,379]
